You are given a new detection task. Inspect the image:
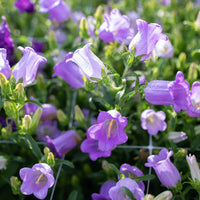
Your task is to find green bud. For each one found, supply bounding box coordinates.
[94,6,103,24]
[177,52,186,69]
[102,160,111,173]
[79,17,89,39]
[74,105,86,127]
[31,107,42,132]
[71,175,79,186]
[47,152,55,167]
[10,176,21,195]
[174,149,188,161]
[57,109,68,126]
[0,73,12,96]
[4,101,18,121]
[21,115,32,132]
[44,147,50,155]
[143,194,154,200]
[14,83,25,104]
[48,30,58,50]
[83,163,92,175]
[153,191,172,200]
[188,63,198,82]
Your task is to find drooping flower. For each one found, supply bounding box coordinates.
[12,47,47,86]
[109,178,144,200]
[14,0,35,13]
[87,110,128,151]
[168,131,188,143]
[19,163,54,199]
[92,180,116,200]
[37,120,61,142]
[0,48,11,79]
[141,109,167,136]
[145,148,181,188]
[53,43,106,89]
[154,39,174,58]
[80,137,113,161]
[39,0,71,23]
[129,19,168,61]
[45,130,80,158]
[144,71,190,113]
[186,154,200,183]
[99,8,132,43]
[120,163,145,192]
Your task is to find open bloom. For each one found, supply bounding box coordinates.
[144,71,190,113]
[20,163,54,199]
[129,19,168,61]
[14,0,35,13]
[145,148,181,188]
[186,154,200,183]
[109,178,144,200]
[53,43,106,89]
[45,130,80,158]
[92,180,116,200]
[141,109,167,135]
[0,48,11,79]
[99,8,132,43]
[87,110,128,151]
[12,47,47,86]
[120,163,145,192]
[39,0,71,23]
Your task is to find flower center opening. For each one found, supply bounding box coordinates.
[107,119,117,138]
[35,173,48,185]
[146,115,154,124]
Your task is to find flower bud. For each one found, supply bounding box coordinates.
[74,105,86,126]
[168,131,188,143]
[94,5,103,24]
[153,191,173,200]
[188,62,198,82]
[31,107,42,131]
[0,73,12,96]
[47,152,55,167]
[57,109,68,126]
[14,83,25,104]
[48,30,58,50]
[0,155,7,170]
[177,52,186,69]
[22,115,32,132]
[71,175,79,186]
[143,194,154,200]
[3,101,18,121]
[10,176,21,195]
[79,17,89,39]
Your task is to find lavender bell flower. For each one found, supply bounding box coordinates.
[109,178,144,200]
[128,19,168,61]
[168,131,188,143]
[14,0,35,13]
[141,109,167,136]
[145,148,181,188]
[39,0,71,23]
[12,47,47,86]
[120,163,145,192]
[0,48,11,79]
[0,16,15,64]
[154,39,174,58]
[0,117,17,131]
[45,130,80,158]
[19,163,54,199]
[37,120,61,142]
[99,8,132,43]
[32,40,45,53]
[92,180,116,200]
[53,43,106,89]
[87,110,128,151]
[80,137,113,161]
[144,71,190,113]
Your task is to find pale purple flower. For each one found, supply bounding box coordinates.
[39,0,71,23]
[92,180,116,200]
[168,131,188,143]
[32,40,45,53]
[71,11,85,23]
[155,39,174,58]
[120,163,145,192]
[127,11,140,35]
[99,8,132,43]
[0,48,11,79]
[20,163,54,199]
[160,0,171,6]
[15,0,35,13]
[130,75,146,88]
[145,148,181,188]
[87,110,128,151]
[12,47,47,86]
[144,71,190,113]
[87,16,96,38]
[53,43,106,89]
[141,109,167,136]
[0,117,17,131]
[54,29,67,48]
[109,178,144,200]
[45,130,80,158]
[129,19,168,61]
[37,120,61,142]
[80,137,113,161]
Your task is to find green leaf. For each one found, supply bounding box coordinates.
[55,159,74,168]
[67,190,78,200]
[132,174,155,182]
[24,99,43,108]
[109,163,124,179]
[122,186,136,200]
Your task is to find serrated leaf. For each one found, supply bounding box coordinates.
[122,186,136,200]
[55,159,74,168]
[24,99,43,108]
